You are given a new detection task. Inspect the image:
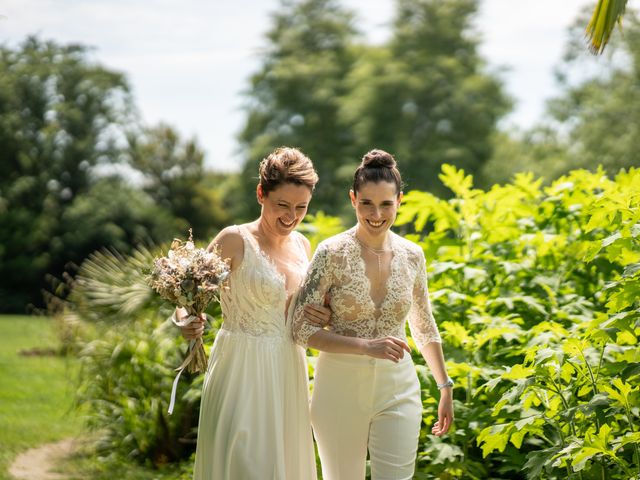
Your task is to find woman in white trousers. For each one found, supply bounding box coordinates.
[293,149,454,480]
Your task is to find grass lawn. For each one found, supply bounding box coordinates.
[0,315,82,480]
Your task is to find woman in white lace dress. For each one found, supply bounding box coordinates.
[176,147,325,480]
[292,149,454,480]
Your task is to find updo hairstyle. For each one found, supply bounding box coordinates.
[258,147,319,195]
[352,149,403,196]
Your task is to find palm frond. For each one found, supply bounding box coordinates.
[585,0,629,54]
[68,245,165,322]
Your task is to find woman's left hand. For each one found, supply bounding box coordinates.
[431,388,454,436]
[303,303,332,328]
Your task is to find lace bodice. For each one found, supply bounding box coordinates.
[292,227,441,351]
[220,225,308,337]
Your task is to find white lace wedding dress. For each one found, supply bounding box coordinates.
[193,225,317,480]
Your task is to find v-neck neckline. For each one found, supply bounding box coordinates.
[241,225,286,286]
[239,225,303,320]
[350,228,396,311]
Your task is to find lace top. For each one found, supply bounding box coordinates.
[219,225,308,338]
[292,227,441,351]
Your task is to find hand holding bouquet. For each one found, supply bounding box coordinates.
[149,230,229,413]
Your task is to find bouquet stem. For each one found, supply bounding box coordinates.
[167,311,208,414]
[187,336,207,374]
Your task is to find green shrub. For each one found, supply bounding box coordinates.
[394,166,639,479]
[60,245,221,467]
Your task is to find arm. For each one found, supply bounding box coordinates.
[292,244,333,346]
[292,244,368,350]
[307,329,409,362]
[409,249,453,436]
[408,249,443,357]
[294,243,410,361]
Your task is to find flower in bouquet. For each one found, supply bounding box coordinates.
[150,231,229,413]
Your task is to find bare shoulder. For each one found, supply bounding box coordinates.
[208,225,245,268]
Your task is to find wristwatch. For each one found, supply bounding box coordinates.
[437,377,454,389]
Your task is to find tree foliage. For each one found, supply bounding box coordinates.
[0,38,230,312]
[0,37,136,311]
[127,124,230,238]
[238,0,359,218]
[481,9,640,187]
[238,0,511,217]
[346,0,511,198]
[548,11,640,177]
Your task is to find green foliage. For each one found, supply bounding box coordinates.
[0,37,232,313]
[238,0,358,219]
[347,0,512,198]
[586,0,629,55]
[76,315,200,466]
[297,211,346,252]
[484,9,640,187]
[238,0,511,218]
[127,124,230,238]
[478,128,569,188]
[392,165,639,479]
[60,245,222,467]
[0,37,133,311]
[548,8,640,177]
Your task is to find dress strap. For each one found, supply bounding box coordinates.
[293,231,307,259]
[236,224,259,253]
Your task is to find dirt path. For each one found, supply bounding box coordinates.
[8,438,77,480]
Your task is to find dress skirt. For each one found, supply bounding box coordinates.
[193,329,317,480]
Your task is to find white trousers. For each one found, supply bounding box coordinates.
[310,352,422,480]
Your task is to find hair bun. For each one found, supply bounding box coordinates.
[361,149,396,169]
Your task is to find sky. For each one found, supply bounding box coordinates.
[1,0,595,172]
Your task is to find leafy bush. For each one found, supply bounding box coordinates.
[394,166,640,479]
[59,245,221,467]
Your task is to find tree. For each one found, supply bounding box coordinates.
[0,37,135,311]
[238,0,359,218]
[127,124,230,239]
[477,127,569,187]
[343,0,511,198]
[545,10,640,177]
[0,38,218,312]
[477,7,640,187]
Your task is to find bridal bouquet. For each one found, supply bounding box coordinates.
[149,230,229,413]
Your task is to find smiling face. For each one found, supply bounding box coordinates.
[350,180,402,238]
[258,182,312,237]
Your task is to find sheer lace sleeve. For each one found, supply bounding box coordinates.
[408,249,441,350]
[292,243,333,348]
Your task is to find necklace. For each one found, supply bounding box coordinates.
[355,235,391,276]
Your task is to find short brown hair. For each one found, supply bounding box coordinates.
[259,147,319,195]
[352,149,403,196]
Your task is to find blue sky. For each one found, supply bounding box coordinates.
[1,0,595,171]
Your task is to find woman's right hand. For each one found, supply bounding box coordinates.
[362,336,411,363]
[175,310,206,340]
